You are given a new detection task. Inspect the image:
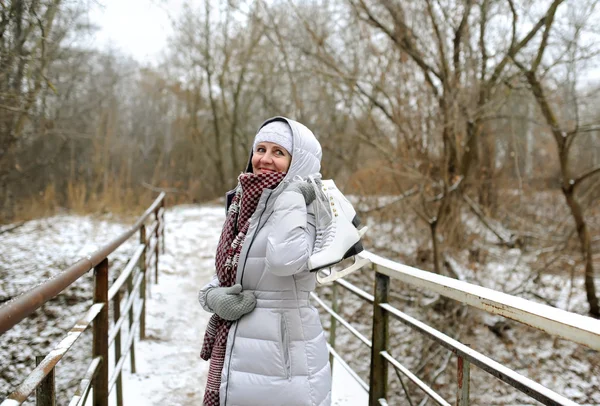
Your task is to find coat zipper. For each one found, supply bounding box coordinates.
[280,312,292,380]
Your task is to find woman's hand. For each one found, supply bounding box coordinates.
[206,284,256,321]
[286,180,316,205]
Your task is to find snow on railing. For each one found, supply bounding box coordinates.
[313,249,600,406]
[0,193,166,406]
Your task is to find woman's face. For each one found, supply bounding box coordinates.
[251,142,292,174]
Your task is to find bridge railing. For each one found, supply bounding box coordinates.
[314,250,600,406]
[0,192,166,406]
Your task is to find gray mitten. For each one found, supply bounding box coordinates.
[206,284,256,321]
[288,181,316,205]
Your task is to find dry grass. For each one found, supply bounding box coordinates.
[13,183,58,221]
[7,173,215,225]
[12,180,157,223]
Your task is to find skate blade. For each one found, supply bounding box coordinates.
[358,226,368,238]
[316,257,371,285]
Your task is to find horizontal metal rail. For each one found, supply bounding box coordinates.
[318,253,598,405]
[335,278,374,303]
[108,273,144,345]
[359,250,600,351]
[68,357,102,406]
[146,221,158,241]
[381,303,579,406]
[109,303,143,392]
[310,292,372,347]
[107,244,145,301]
[147,239,158,261]
[0,193,165,335]
[0,303,104,406]
[146,247,157,269]
[0,193,165,406]
[380,350,450,406]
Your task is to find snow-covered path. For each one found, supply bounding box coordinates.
[116,204,367,405]
[117,205,223,405]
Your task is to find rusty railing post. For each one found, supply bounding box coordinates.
[139,225,147,340]
[457,353,470,406]
[93,258,109,406]
[113,289,123,406]
[35,355,55,406]
[127,272,137,373]
[369,265,389,406]
[154,208,159,284]
[160,199,166,254]
[329,282,338,368]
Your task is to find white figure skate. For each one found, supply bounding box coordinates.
[306,177,370,284]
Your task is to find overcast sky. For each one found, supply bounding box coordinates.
[89,0,600,85]
[90,0,184,64]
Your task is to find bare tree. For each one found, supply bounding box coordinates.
[0,0,67,220]
[511,0,600,317]
[277,0,569,273]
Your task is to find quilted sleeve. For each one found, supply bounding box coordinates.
[265,189,316,277]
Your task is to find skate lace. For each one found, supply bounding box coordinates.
[319,219,335,250]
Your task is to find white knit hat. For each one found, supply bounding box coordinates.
[252,121,293,155]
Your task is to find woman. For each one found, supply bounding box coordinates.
[198,117,331,406]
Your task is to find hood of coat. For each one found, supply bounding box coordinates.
[245,116,322,181]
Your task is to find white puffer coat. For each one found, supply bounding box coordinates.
[199,116,332,406]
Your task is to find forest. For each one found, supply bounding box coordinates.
[2,0,598,314]
[1,0,599,403]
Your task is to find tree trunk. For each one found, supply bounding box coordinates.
[519,67,599,318]
[430,220,441,274]
[563,186,599,318]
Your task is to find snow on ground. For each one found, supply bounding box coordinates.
[4,200,597,405]
[1,204,366,405]
[111,204,366,405]
[331,363,368,405]
[113,204,222,405]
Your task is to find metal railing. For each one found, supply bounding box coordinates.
[0,193,166,406]
[315,250,600,406]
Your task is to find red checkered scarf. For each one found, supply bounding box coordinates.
[200,171,285,406]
